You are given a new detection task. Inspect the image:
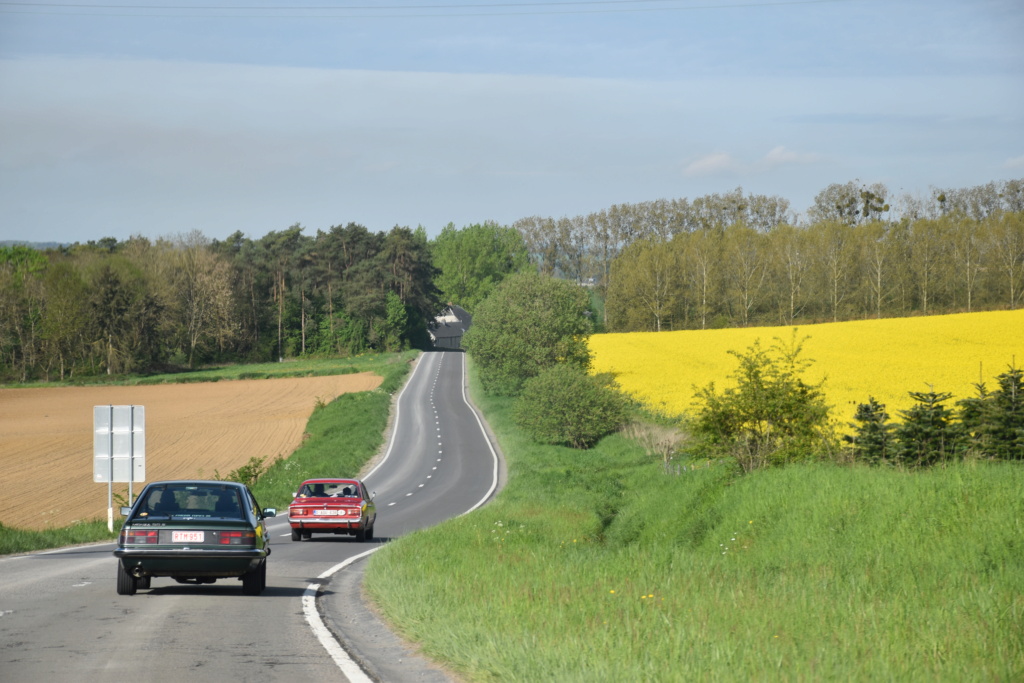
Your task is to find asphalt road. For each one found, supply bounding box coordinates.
[0,350,503,682]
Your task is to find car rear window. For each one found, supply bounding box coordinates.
[138,485,244,519]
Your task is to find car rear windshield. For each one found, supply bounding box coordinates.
[136,484,244,519]
[298,482,359,497]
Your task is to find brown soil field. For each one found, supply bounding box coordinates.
[0,373,382,530]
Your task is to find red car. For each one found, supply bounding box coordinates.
[288,478,376,542]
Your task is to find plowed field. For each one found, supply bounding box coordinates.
[0,373,382,530]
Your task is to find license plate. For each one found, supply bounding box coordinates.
[313,509,342,516]
[172,531,204,543]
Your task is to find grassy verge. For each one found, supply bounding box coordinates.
[364,358,1024,682]
[0,350,416,556]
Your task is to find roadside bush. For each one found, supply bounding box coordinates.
[513,364,628,448]
[463,271,592,396]
[693,333,835,471]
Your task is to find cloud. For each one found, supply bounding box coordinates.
[684,146,821,178]
[761,145,821,168]
[683,152,739,177]
[1004,155,1024,169]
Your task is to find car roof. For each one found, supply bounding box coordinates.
[301,478,360,484]
[143,480,247,489]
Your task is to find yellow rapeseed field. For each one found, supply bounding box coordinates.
[589,309,1024,425]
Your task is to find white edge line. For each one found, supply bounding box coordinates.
[456,351,500,516]
[304,547,381,682]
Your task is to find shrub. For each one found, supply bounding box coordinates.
[693,333,834,471]
[463,271,592,396]
[513,365,628,448]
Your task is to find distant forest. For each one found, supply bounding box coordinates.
[1,178,1021,382]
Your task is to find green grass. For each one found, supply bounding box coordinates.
[5,352,417,389]
[364,359,1024,682]
[0,350,416,556]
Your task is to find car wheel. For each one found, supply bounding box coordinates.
[291,528,301,541]
[355,526,367,542]
[242,562,264,596]
[137,576,151,590]
[116,562,137,596]
[302,532,312,540]
[366,523,374,541]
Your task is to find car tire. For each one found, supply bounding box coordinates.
[291,528,301,541]
[355,526,367,542]
[242,562,264,596]
[116,562,137,596]
[137,576,151,590]
[366,523,374,541]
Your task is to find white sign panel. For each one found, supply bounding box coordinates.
[93,405,146,483]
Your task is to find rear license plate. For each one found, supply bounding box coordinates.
[313,509,342,516]
[172,531,205,543]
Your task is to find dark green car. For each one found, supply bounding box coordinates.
[114,480,277,596]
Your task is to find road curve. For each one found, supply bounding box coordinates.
[0,350,502,682]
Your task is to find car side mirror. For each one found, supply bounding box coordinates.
[120,506,132,516]
[370,491,376,500]
[263,508,277,518]
[290,492,297,498]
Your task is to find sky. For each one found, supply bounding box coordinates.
[1,0,1022,245]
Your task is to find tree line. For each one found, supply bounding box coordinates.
[514,179,1024,331]
[0,224,439,382]
[3,177,1021,381]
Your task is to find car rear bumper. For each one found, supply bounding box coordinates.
[289,518,365,531]
[114,547,268,577]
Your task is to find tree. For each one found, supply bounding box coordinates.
[893,390,962,467]
[693,333,833,472]
[809,220,855,321]
[847,397,894,464]
[722,223,767,326]
[463,271,592,396]
[88,262,165,374]
[606,238,679,332]
[40,261,89,380]
[431,221,528,312]
[768,223,809,324]
[514,365,628,448]
[166,231,238,366]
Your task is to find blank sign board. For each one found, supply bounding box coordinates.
[93,405,145,483]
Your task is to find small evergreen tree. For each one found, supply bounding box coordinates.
[988,366,1024,459]
[958,382,995,458]
[847,397,894,464]
[893,390,962,466]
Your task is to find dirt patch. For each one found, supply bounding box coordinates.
[0,373,382,530]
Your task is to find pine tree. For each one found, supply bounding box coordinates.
[989,367,1024,460]
[894,390,962,467]
[848,397,894,464]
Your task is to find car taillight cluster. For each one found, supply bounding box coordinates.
[121,529,159,545]
[218,531,255,545]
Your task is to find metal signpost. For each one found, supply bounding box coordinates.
[94,405,146,532]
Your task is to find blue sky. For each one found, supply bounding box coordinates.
[1,0,1022,244]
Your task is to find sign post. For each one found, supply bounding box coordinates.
[94,405,146,532]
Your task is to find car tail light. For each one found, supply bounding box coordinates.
[218,530,255,545]
[122,529,159,545]
[290,506,308,517]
